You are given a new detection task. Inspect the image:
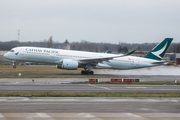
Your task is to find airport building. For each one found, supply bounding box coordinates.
[130,51,180,65]
[156,53,180,65]
[63,39,70,50]
[175,53,180,65]
[131,51,148,57]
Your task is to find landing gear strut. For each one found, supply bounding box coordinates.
[81,69,94,75]
[12,61,16,69]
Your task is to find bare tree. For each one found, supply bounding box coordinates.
[47,36,53,48]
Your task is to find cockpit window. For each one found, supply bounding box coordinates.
[10,50,14,52]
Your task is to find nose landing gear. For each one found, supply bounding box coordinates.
[13,65,16,69]
[12,61,16,69]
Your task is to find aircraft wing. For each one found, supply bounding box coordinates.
[79,55,123,64]
[78,49,136,69]
[78,49,136,64]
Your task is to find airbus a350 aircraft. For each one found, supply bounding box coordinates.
[4,38,173,75]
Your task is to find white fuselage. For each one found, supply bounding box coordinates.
[4,46,159,70]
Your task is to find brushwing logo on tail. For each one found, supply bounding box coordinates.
[151,42,168,59]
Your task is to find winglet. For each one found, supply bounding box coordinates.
[104,50,111,53]
[144,38,173,60]
[126,49,136,55]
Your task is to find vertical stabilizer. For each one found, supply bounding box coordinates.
[144,38,173,60]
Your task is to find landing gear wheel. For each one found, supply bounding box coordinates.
[81,70,85,75]
[90,71,94,75]
[13,65,16,69]
[85,71,89,75]
[81,70,94,75]
[12,60,16,69]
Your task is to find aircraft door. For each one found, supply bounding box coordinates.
[135,59,139,65]
[20,49,24,55]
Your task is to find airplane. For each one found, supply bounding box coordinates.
[4,38,173,75]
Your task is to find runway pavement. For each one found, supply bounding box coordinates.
[0,77,180,92]
[0,113,180,120]
[0,97,180,113]
[1,72,180,81]
[0,84,180,92]
[0,76,180,119]
[0,97,180,119]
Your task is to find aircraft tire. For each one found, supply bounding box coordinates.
[90,71,94,75]
[13,65,16,69]
[81,70,93,75]
[81,70,85,75]
[85,71,89,75]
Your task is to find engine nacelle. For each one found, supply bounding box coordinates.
[56,59,78,70]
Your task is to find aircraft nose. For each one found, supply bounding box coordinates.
[4,53,9,58]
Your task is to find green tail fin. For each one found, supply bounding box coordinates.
[144,38,173,60]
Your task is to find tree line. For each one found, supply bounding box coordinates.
[1,37,180,53]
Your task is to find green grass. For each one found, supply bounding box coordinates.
[0,75,123,78]
[0,65,123,78]
[0,65,82,73]
[0,65,179,85]
[0,92,180,97]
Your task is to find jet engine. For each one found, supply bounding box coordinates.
[56,59,78,70]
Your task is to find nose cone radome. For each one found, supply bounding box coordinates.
[4,53,9,58]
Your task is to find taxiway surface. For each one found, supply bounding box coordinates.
[0,76,179,92]
[0,84,179,92]
[0,97,180,119]
[0,97,180,113]
[0,76,180,119]
[1,72,180,80]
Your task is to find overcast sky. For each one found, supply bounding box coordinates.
[0,0,180,43]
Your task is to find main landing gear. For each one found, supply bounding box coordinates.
[81,70,94,75]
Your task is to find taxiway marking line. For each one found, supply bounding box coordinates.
[126,87,148,88]
[100,87,111,90]
[88,84,99,88]
[125,113,149,120]
[0,113,6,120]
[77,113,103,120]
[88,84,111,90]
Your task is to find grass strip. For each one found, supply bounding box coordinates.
[0,75,123,78]
[0,65,85,73]
[0,92,180,97]
[0,65,124,78]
